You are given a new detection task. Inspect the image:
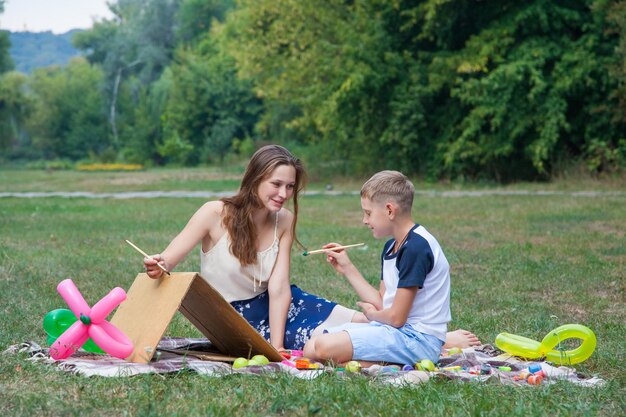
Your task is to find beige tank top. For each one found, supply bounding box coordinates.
[200,214,279,302]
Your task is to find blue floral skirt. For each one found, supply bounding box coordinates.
[230,285,336,350]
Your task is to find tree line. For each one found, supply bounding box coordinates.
[1,0,625,181]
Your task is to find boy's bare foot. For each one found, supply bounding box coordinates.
[444,329,481,349]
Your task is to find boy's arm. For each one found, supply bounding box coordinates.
[338,263,384,309]
[325,244,383,308]
[357,286,418,328]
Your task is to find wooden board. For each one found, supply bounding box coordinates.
[110,272,282,363]
[158,348,239,363]
[110,272,195,363]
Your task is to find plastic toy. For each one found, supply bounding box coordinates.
[289,349,304,358]
[495,324,596,365]
[44,308,105,353]
[295,358,311,369]
[281,359,297,368]
[47,279,133,360]
[514,364,547,383]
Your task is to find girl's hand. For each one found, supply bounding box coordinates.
[144,254,166,279]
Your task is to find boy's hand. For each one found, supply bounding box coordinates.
[324,242,353,275]
[356,301,378,319]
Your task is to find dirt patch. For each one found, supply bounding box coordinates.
[587,221,625,239]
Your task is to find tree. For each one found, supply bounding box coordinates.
[118,72,172,164]
[176,0,235,44]
[162,33,261,164]
[0,71,31,157]
[0,1,15,75]
[223,0,396,173]
[412,0,624,178]
[74,0,181,150]
[607,0,626,124]
[28,58,109,160]
[224,0,625,179]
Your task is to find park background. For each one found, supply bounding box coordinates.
[0,0,625,181]
[0,1,625,416]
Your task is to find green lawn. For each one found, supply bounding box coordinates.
[0,168,624,416]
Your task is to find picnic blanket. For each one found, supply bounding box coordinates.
[4,338,605,387]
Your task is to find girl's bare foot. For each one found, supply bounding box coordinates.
[444,329,481,349]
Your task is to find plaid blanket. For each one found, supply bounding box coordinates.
[4,337,605,387]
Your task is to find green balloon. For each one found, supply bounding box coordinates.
[43,309,104,354]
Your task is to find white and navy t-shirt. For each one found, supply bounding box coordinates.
[381,224,451,342]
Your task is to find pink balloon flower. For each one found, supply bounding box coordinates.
[49,279,133,360]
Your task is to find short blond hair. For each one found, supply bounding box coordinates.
[360,170,414,213]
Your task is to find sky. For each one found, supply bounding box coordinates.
[1,0,114,34]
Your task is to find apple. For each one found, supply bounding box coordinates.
[419,359,436,372]
[251,354,269,366]
[247,358,260,367]
[233,357,248,369]
[447,347,462,356]
[345,360,361,373]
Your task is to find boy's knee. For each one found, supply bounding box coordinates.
[303,337,316,359]
[312,336,343,362]
[303,336,332,361]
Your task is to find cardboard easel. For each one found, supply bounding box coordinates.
[110,272,283,364]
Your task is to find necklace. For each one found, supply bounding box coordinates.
[392,228,412,254]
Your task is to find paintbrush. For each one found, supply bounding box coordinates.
[125,239,171,275]
[302,243,365,256]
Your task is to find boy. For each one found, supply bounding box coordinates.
[303,170,451,365]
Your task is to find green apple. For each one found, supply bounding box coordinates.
[419,359,436,372]
[233,357,248,369]
[345,360,361,373]
[247,358,261,367]
[447,347,462,355]
[251,354,269,365]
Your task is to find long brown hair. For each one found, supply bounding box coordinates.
[221,145,306,266]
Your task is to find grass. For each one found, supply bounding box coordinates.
[0,168,625,416]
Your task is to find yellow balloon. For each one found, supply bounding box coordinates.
[495,324,596,365]
[495,333,543,359]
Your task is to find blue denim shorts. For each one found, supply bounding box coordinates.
[324,321,443,365]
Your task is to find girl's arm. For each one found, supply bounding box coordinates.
[266,210,294,350]
[144,201,221,278]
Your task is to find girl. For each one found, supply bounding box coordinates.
[144,145,361,351]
